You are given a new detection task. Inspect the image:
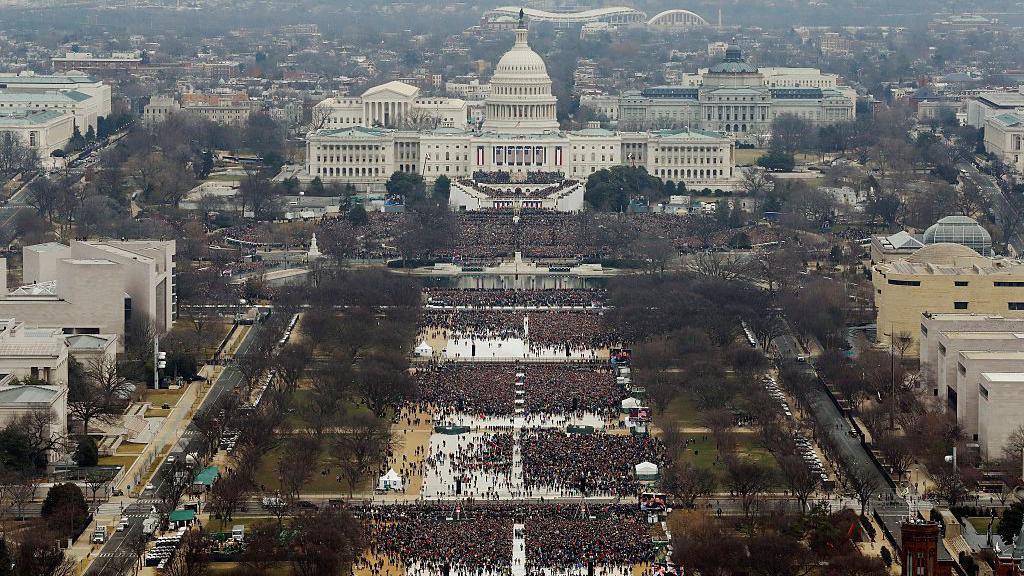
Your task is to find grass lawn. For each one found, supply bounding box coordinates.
[661,395,702,429]
[675,433,783,486]
[281,389,376,430]
[254,434,372,495]
[144,388,184,408]
[145,408,172,418]
[206,515,283,534]
[115,443,145,455]
[967,517,999,534]
[734,148,821,167]
[735,148,765,166]
[98,455,138,469]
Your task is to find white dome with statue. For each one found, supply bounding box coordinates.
[484,8,560,134]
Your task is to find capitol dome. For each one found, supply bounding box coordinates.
[923,215,992,256]
[493,37,549,79]
[484,10,559,134]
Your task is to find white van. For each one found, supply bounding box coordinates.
[232,524,245,542]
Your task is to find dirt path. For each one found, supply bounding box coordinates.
[385,406,433,497]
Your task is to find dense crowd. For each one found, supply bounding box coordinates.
[415,364,517,415]
[525,513,656,570]
[527,311,620,350]
[326,210,803,262]
[424,288,607,308]
[434,432,515,476]
[524,365,621,416]
[519,429,665,497]
[414,364,622,417]
[361,504,655,574]
[419,309,618,351]
[366,505,512,574]
[420,310,525,339]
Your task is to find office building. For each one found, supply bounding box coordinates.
[580,46,856,136]
[966,87,1024,129]
[0,318,69,386]
[0,108,75,157]
[984,112,1024,173]
[872,243,1024,351]
[0,239,176,350]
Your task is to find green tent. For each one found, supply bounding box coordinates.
[566,425,595,435]
[434,425,471,435]
[193,466,219,487]
[169,509,196,523]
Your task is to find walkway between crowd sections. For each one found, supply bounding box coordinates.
[512,524,527,576]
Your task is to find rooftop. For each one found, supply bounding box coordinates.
[7,280,57,297]
[0,109,69,126]
[0,339,66,358]
[980,372,1024,382]
[0,384,63,404]
[940,331,1024,341]
[959,350,1024,360]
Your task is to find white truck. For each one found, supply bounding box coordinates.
[92,525,109,544]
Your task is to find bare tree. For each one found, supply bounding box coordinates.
[277,434,319,507]
[933,468,968,508]
[739,167,772,197]
[18,408,69,465]
[877,433,913,482]
[662,461,717,508]
[847,463,882,515]
[779,454,819,512]
[687,250,751,282]
[332,413,394,497]
[725,457,774,517]
[69,357,131,434]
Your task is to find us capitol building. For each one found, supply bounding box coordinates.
[306,13,739,210]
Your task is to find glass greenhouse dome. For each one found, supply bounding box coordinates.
[922,215,992,256]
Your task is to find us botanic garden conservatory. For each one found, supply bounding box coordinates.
[306,13,738,210]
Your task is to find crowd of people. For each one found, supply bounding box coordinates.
[527,311,620,350]
[434,432,515,476]
[419,309,619,352]
[360,503,655,574]
[523,365,621,416]
[424,288,607,308]
[414,364,622,417]
[320,209,802,262]
[415,364,518,415]
[419,310,525,339]
[525,512,656,571]
[365,504,512,574]
[364,504,659,569]
[519,429,665,497]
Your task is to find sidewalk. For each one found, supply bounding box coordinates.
[65,363,226,574]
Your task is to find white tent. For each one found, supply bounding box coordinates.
[634,461,659,479]
[378,469,404,491]
[414,342,433,357]
[621,397,642,410]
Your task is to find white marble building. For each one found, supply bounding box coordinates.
[984,111,1024,172]
[313,80,468,130]
[581,46,856,137]
[305,16,738,204]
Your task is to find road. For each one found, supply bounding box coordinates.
[774,328,896,505]
[1,130,128,239]
[958,161,1022,255]
[84,322,264,575]
[0,177,36,233]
